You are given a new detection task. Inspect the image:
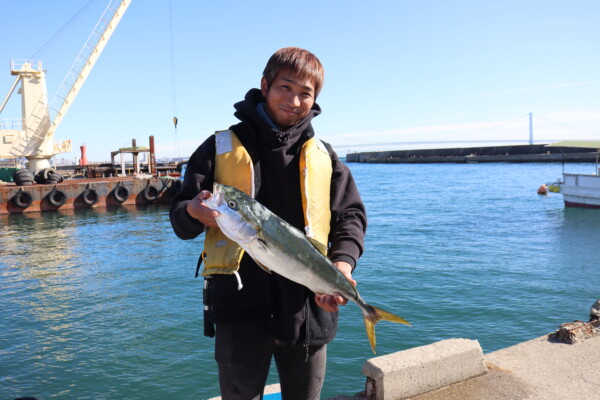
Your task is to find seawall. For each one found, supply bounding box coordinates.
[346,144,599,164]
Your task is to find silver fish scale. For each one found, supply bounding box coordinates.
[214,184,360,301]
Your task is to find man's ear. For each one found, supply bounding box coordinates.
[260,76,268,97]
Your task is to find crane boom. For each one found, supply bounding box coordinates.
[0,0,132,170]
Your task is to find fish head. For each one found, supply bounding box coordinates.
[203,183,263,243]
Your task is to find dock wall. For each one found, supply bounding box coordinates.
[0,176,177,214]
[346,145,599,164]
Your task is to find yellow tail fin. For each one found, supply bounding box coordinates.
[363,305,410,354]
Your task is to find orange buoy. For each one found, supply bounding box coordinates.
[537,184,548,195]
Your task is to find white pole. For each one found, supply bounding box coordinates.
[120,152,126,176]
[529,112,533,145]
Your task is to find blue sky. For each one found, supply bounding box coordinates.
[1,0,599,162]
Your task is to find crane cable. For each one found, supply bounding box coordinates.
[168,0,180,159]
[30,0,97,59]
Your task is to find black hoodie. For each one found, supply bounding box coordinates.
[170,89,367,346]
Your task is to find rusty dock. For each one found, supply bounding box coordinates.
[0,175,179,215]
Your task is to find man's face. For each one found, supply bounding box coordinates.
[261,69,316,130]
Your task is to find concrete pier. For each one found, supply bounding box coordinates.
[329,325,600,400]
[362,339,487,400]
[206,316,600,400]
[407,332,600,400]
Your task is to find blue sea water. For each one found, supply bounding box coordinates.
[1,162,598,399]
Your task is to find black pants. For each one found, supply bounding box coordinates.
[215,323,327,400]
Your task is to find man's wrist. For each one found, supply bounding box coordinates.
[331,254,356,272]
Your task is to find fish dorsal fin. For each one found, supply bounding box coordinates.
[307,236,328,256]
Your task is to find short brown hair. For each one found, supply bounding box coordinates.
[262,47,325,97]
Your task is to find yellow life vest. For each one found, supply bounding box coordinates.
[201,129,332,276]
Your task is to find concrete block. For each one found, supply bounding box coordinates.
[362,338,487,400]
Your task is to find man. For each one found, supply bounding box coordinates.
[170,47,367,400]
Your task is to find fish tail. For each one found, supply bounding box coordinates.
[363,304,411,354]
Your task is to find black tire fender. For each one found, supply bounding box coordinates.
[34,169,45,184]
[112,184,129,203]
[13,169,34,186]
[47,188,67,207]
[81,188,99,206]
[12,190,33,209]
[42,168,57,180]
[142,184,159,202]
[45,168,64,183]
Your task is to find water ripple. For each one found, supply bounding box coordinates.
[1,164,598,398]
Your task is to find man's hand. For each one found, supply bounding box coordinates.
[186,190,219,228]
[315,261,356,313]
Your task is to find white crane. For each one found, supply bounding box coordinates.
[0,0,132,171]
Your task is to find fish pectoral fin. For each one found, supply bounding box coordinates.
[257,238,272,253]
[249,238,273,273]
[258,238,277,257]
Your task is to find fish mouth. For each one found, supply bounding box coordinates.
[202,183,224,210]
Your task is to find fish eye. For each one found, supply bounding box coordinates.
[227,200,237,209]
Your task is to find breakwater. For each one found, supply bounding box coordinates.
[346,144,599,163]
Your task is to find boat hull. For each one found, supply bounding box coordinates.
[555,173,600,209]
[0,176,178,214]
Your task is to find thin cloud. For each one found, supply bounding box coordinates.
[322,119,529,143]
[323,110,600,150]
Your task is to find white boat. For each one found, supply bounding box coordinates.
[547,141,600,208]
